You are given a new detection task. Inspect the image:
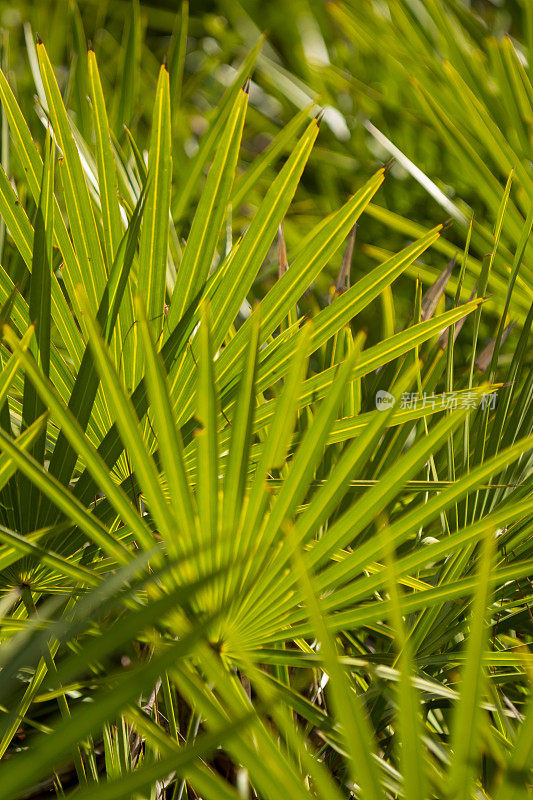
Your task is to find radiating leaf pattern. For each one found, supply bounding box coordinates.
[0,5,530,800]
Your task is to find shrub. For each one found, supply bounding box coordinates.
[0,3,531,799]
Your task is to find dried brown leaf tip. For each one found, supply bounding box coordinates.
[315,107,325,126]
[331,224,357,302]
[242,77,251,94]
[475,322,515,372]
[421,255,456,322]
[438,284,477,349]
[277,223,288,280]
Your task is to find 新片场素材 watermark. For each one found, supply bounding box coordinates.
[375,390,497,411]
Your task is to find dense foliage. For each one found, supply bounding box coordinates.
[0,1,531,799]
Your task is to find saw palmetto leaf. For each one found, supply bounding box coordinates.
[0,10,531,800]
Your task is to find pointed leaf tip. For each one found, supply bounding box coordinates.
[384,157,395,175]
[242,77,251,94]
[36,33,42,45]
[421,254,455,322]
[315,108,325,126]
[333,223,357,297]
[475,322,515,372]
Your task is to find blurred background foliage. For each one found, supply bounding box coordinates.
[0,0,531,356]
